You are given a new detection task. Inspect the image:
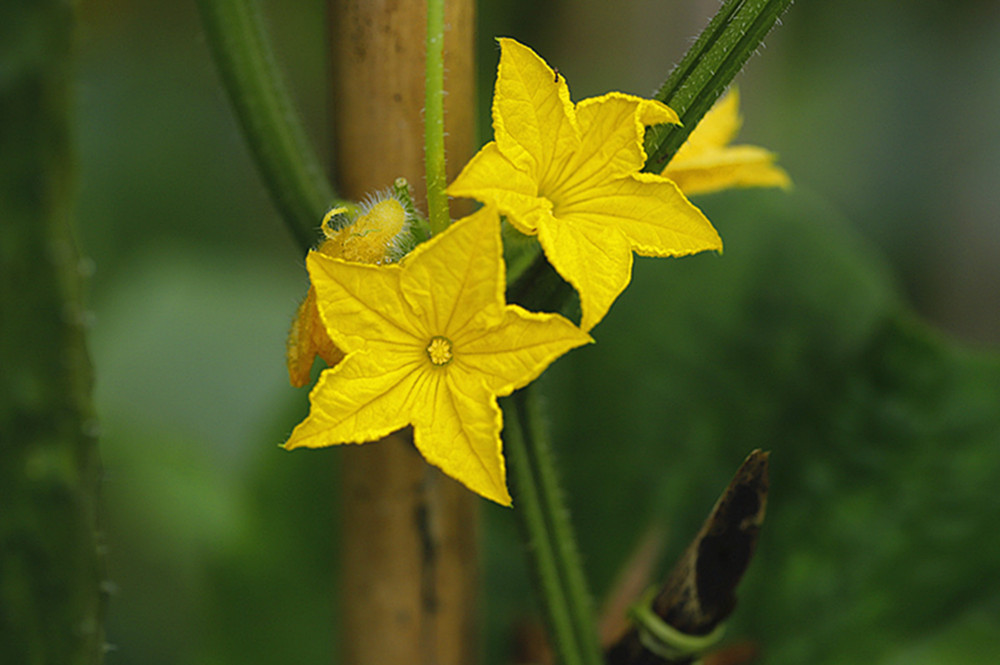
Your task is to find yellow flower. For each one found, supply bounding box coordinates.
[663,89,791,196]
[283,206,591,505]
[286,196,413,388]
[448,38,722,332]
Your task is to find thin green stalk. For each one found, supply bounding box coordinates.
[197,0,339,253]
[424,0,450,234]
[505,397,583,665]
[505,387,603,665]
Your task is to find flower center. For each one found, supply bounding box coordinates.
[426,336,454,366]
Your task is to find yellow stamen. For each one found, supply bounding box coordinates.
[426,336,453,366]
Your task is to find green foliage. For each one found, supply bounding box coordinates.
[537,188,1000,665]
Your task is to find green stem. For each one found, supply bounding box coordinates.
[643,0,794,169]
[1,1,106,662]
[197,0,340,253]
[424,0,450,234]
[505,387,603,665]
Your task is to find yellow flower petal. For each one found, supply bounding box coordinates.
[664,89,791,196]
[284,350,425,449]
[676,90,743,156]
[560,174,722,258]
[400,205,506,335]
[454,305,592,396]
[413,374,511,506]
[536,214,635,333]
[493,37,580,181]
[306,254,422,352]
[564,93,678,191]
[285,197,413,387]
[448,142,548,235]
[666,145,791,196]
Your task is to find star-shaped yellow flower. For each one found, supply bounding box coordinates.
[283,206,591,505]
[447,38,722,332]
[663,89,791,196]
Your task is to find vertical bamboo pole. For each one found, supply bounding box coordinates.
[329,2,476,664]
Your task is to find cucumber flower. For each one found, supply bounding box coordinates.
[448,38,722,332]
[283,207,591,505]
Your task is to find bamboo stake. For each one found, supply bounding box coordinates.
[329,2,476,664]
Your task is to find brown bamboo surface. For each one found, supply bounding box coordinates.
[329,2,478,664]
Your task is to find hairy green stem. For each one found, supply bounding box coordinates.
[644,0,794,168]
[505,399,581,665]
[197,0,340,253]
[424,0,450,234]
[505,387,603,665]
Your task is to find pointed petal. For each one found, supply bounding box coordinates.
[665,145,792,196]
[399,206,506,336]
[283,350,426,449]
[561,173,723,259]
[286,285,344,388]
[673,89,742,160]
[454,305,591,396]
[412,374,512,505]
[536,214,635,332]
[307,253,423,351]
[493,38,580,182]
[447,142,550,235]
[554,93,678,193]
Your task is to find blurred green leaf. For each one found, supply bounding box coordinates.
[531,188,1000,665]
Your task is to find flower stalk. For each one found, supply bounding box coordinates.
[424,0,450,234]
[505,387,604,665]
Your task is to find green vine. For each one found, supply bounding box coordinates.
[197,0,341,253]
[644,0,794,168]
[504,387,604,665]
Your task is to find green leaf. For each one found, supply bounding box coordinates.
[536,188,1000,665]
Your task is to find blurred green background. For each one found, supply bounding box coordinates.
[69,1,1000,664]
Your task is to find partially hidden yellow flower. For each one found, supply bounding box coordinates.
[663,89,791,196]
[283,206,591,505]
[286,196,413,388]
[447,38,722,332]
[663,90,792,196]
